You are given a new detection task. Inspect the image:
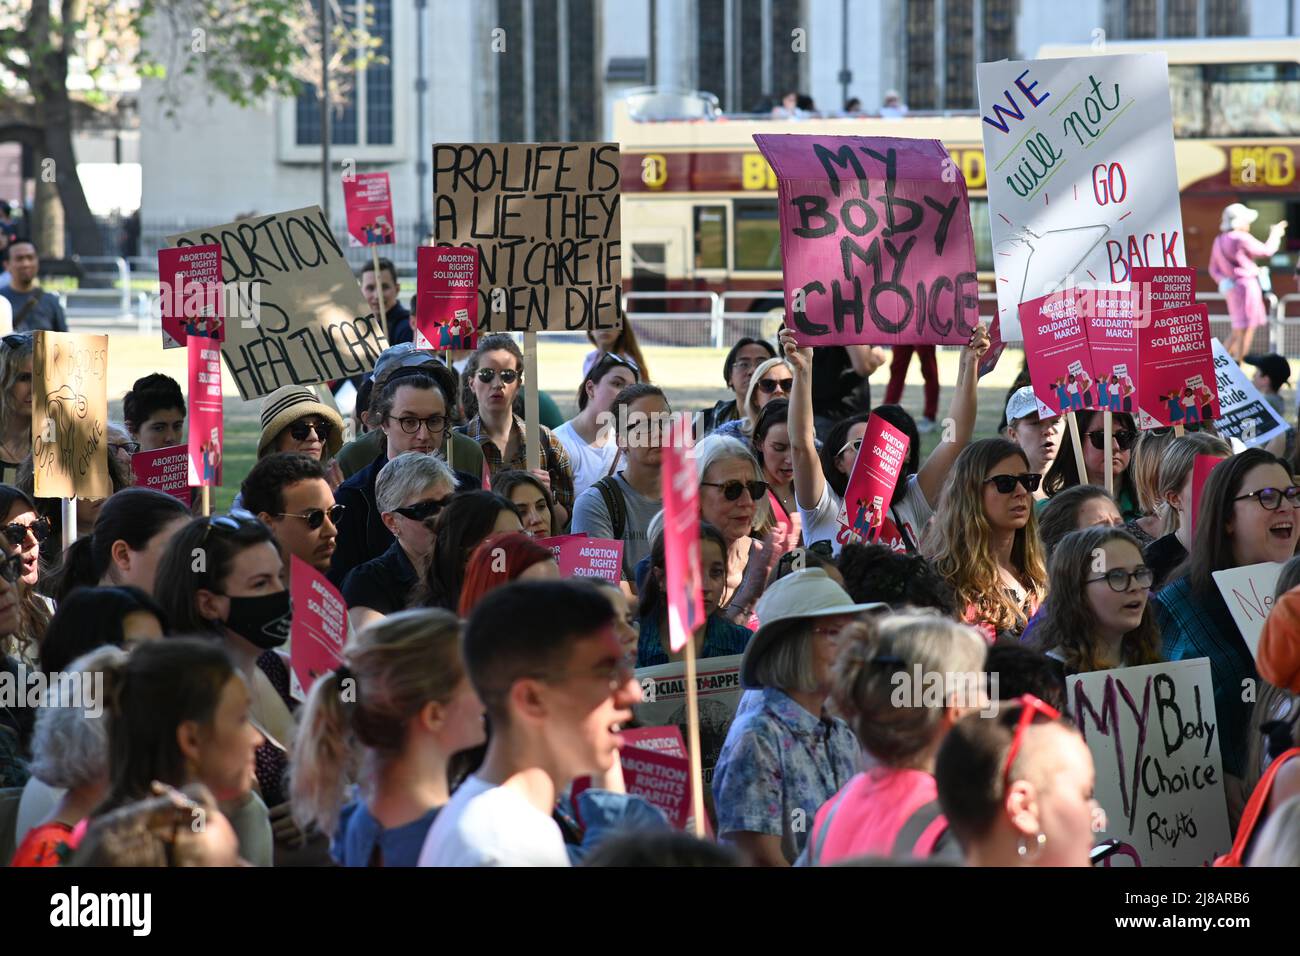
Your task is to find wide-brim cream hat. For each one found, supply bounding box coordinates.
[257,385,345,459]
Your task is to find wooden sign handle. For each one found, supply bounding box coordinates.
[1066,412,1089,487]
[1103,411,1114,496]
[523,330,542,472]
[683,636,707,838]
[61,498,77,552]
[372,245,388,338]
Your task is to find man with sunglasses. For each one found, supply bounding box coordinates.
[0,240,67,332]
[1003,387,1061,502]
[240,454,342,575]
[458,334,575,527]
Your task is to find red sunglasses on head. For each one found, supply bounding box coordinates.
[1001,693,1061,792]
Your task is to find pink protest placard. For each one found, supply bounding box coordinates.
[753,134,978,347]
[558,537,624,583]
[158,244,224,349]
[837,413,910,546]
[618,746,692,829]
[1190,454,1225,537]
[1019,288,1096,416]
[289,555,347,697]
[621,725,688,759]
[131,445,190,503]
[1083,289,1140,415]
[1131,266,1197,310]
[341,172,395,248]
[661,414,704,653]
[1136,304,1220,429]
[187,337,223,487]
[414,245,479,351]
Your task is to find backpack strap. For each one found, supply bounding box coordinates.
[806,784,853,866]
[891,799,947,859]
[1215,746,1300,866]
[593,475,631,581]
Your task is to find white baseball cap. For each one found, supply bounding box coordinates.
[1004,386,1055,425]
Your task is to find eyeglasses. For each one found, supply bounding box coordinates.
[1,516,50,549]
[1002,694,1062,791]
[1085,429,1138,451]
[537,657,636,694]
[837,438,863,459]
[272,504,346,530]
[287,420,335,443]
[701,479,768,502]
[983,473,1042,494]
[202,512,263,545]
[475,368,520,385]
[756,377,793,395]
[1086,566,1154,592]
[1233,486,1300,510]
[385,414,447,435]
[110,441,141,456]
[391,496,452,522]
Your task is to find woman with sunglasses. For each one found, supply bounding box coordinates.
[343,452,458,632]
[805,612,988,865]
[0,331,33,486]
[155,515,300,855]
[415,491,524,612]
[935,695,1098,867]
[492,469,560,538]
[1154,449,1300,780]
[555,353,640,500]
[1144,432,1233,589]
[122,372,186,452]
[782,324,990,557]
[255,385,347,489]
[1043,409,1142,520]
[0,484,54,664]
[714,356,794,441]
[750,398,801,547]
[1029,526,1163,679]
[924,438,1047,644]
[637,522,751,667]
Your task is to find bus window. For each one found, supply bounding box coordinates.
[693,205,727,270]
[1169,65,1204,137]
[630,243,668,295]
[1206,63,1300,137]
[969,198,993,272]
[733,199,782,272]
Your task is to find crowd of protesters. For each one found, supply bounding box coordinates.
[3,241,1300,868]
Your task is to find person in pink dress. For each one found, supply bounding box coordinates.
[1209,202,1287,361]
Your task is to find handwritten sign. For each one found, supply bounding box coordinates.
[1213,562,1282,659]
[1210,338,1289,448]
[1020,288,1095,416]
[32,331,109,499]
[978,54,1185,340]
[661,415,703,653]
[753,133,978,346]
[187,337,223,487]
[1083,289,1139,414]
[131,445,190,502]
[168,206,389,400]
[342,172,395,248]
[431,142,622,333]
[1069,658,1231,867]
[289,555,347,701]
[635,654,744,788]
[158,243,224,349]
[1136,304,1219,429]
[414,245,479,350]
[836,413,910,547]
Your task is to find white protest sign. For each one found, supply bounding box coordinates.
[1210,338,1289,448]
[978,53,1185,340]
[1212,561,1282,659]
[635,654,744,788]
[1068,658,1230,867]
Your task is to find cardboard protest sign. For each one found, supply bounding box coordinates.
[978,53,1185,341]
[836,413,910,548]
[131,445,190,502]
[430,142,622,333]
[187,337,223,487]
[1189,454,1224,537]
[1082,289,1139,414]
[1019,288,1095,416]
[752,134,978,347]
[158,244,225,349]
[1213,562,1282,659]
[32,332,110,499]
[661,416,704,653]
[1068,658,1231,867]
[342,172,395,248]
[289,555,347,701]
[168,206,388,400]
[635,654,744,787]
[1136,304,1219,429]
[414,245,479,351]
[1131,266,1196,310]
[1210,338,1289,448]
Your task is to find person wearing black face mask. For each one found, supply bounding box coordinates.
[154,514,305,855]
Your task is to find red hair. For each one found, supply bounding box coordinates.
[457,532,555,617]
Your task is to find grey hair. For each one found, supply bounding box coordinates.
[753,621,819,694]
[375,451,457,514]
[646,508,665,547]
[28,645,126,790]
[694,433,772,530]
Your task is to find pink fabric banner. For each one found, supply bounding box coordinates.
[661,415,704,654]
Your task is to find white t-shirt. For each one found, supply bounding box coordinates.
[798,473,933,556]
[553,420,619,501]
[418,774,570,867]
